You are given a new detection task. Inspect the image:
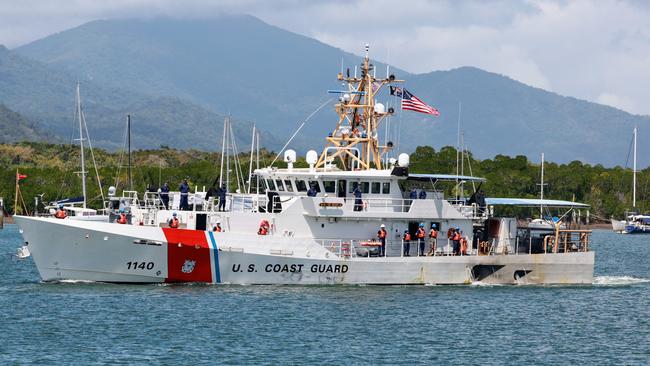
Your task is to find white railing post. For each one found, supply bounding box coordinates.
[515,236,519,255]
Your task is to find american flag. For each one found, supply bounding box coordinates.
[390,86,439,116]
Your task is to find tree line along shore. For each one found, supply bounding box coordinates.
[0,142,647,220]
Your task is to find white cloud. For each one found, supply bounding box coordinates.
[597,93,637,112]
[1,0,650,115]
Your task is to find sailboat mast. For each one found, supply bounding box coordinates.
[539,153,544,219]
[633,126,637,209]
[76,83,87,209]
[247,125,256,194]
[127,114,132,191]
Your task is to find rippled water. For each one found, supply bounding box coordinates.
[1,225,649,365]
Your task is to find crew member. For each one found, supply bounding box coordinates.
[54,204,67,219]
[377,224,387,256]
[428,226,438,255]
[353,183,362,211]
[307,183,318,197]
[179,178,190,211]
[403,230,411,256]
[452,227,462,255]
[409,188,417,205]
[217,184,227,211]
[258,219,270,235]
[160,182,170,209]
[213,221,222,232]
[168,212,180,228]
[117,209,128,224]
[418,189,427,200]
[416,223,426,256]
[460,231,468,256]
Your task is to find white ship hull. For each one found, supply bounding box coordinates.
[15,216,594,285]
[611,219,626,233]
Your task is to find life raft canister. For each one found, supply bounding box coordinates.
[258,219,270,235]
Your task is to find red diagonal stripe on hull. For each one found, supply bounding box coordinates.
[163,228,212,283]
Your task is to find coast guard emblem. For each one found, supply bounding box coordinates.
[181,259,196,274]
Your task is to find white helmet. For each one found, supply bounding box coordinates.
[380,224,385,228]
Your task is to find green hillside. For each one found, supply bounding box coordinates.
[1,142,646,219]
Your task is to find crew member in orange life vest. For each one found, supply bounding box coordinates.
[258,219,270,235]
[117,209,128,224]
[54,204,67,219]
[460,230,468,256]
[377,224,387,256]
[213,221,222,232]
[428,226,438,255]
[403,230,411,256]
[416,223,426,256]
[168,212,180,228]
[452,227,462,255]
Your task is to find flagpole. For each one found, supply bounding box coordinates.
[14,169,18,216]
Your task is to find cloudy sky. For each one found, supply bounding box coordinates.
[1,0,649,115]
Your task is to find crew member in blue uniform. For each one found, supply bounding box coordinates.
[217,184,227,211]
[307,183,317,197]
[160,182,170,209]
[179,178,190,211]
[353,183,362,211]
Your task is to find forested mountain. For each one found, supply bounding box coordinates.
[0,45,262,151]
[0,104,51,143]
[6,15,650,166]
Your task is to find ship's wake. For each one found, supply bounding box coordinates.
[593,276,650,286]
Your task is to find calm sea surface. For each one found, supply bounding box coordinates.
[1,224,649,365]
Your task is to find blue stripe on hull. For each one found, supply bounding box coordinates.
[208,232,221,283]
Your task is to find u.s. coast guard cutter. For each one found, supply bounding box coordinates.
[15,47,594,285]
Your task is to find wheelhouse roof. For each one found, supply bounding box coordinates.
[407,173,486,183]
[485,198,589,208]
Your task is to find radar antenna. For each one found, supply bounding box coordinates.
[316,45,403,170]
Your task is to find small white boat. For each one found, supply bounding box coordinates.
[16,245,31,259]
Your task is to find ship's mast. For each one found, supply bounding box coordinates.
[316,44,402,170]
[633,126,637,209]
[76,82,87,208]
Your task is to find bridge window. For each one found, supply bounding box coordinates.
[275,179,285,191]
[308,180,321,192]
[266,179,276,191]
[361,182,369,194]
[382,182,391,194]
[371,182,381,194]
[323,180,336,193]
[284,180,294,192]
[296,180,307,192]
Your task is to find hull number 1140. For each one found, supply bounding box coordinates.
[126,261,154,270]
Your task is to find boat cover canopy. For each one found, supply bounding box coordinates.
[486,198,589,208]
[52,196,85,205]
[407,173,486,183]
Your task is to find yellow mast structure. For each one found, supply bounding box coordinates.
[316,45,403,170]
